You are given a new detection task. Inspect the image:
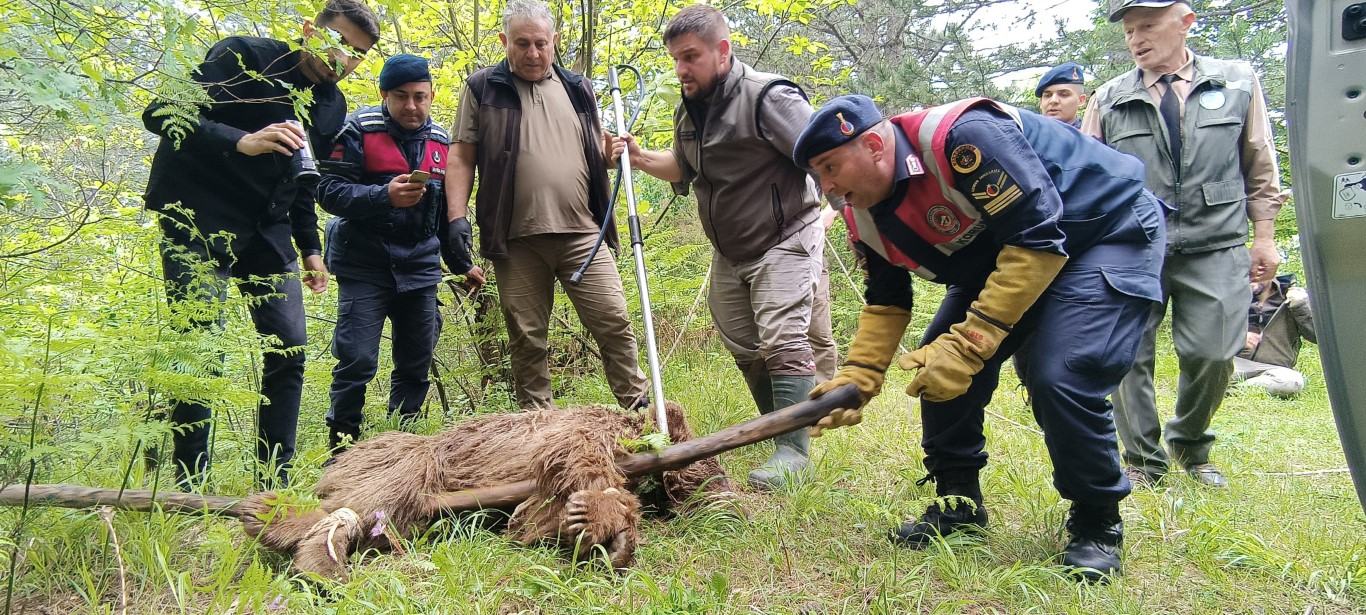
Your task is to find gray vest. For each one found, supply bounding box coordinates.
[672,60,819,261]
[1090,55,1257,254]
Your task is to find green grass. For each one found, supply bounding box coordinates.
[5,329,1365,614]
[6,199,1359,613]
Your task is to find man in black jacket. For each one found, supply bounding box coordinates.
[141,0,379,490]
[316,54,481,457]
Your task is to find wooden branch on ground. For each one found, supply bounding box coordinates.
[430,384,861,511]
[0,385,862,519]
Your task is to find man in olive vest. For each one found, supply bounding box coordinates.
[615,4,822,491]
[1081,0,1286,488]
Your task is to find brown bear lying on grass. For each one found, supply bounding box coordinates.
[237,401,735,581]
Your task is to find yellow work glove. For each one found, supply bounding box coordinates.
[900,245,1068,403]
[809,305,911,437]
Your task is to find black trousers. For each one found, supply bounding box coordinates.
[325,276,440,435]
[158,222,307,490]
[918,240,1162,506]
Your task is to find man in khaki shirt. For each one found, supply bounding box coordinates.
[1082,0,1286,489]
[445,0,647,411]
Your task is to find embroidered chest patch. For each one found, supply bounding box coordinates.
[967,160,1021,216]
[926,204,961,234]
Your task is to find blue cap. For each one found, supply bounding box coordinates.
[793,95,883,169]
[1035,62,1086,97]
[378,54,431,91]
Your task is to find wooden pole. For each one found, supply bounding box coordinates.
[0,483,246,518]
[429,384,861,511]
[0,385,861,518]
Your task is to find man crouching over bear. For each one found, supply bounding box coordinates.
[237,401,735,581]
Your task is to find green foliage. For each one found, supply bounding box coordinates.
[619,430,671,453]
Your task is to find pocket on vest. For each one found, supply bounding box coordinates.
[1201,179,1246,207]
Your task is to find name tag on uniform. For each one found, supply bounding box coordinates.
[679,130,697,140]
[905,153,925,176]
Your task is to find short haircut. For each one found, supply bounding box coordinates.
[316,0,380,43]
[663,4,729,46]
[503,0,555,34]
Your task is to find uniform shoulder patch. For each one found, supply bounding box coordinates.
[966,159,1022,217]
[950,144,981,173]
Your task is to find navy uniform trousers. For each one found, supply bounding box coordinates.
[919,232,1164,506]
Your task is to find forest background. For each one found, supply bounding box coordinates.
[3,0,1362,612]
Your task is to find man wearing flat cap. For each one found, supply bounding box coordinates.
[317,53,476,458]
[1036,61,1088,126]
[799,94,1166,581]
[1082,0,1285,489]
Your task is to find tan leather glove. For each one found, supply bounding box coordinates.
[809,305,911,437]
[901,245,1067,403]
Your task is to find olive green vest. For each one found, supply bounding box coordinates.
[1090,55,1258,254]
[671,60,819,261]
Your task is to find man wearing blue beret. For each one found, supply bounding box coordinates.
[798,94,1167,581]
[316,53,478,459]
[1036,61,1087,127]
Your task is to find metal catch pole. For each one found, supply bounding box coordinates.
[608,65,668,435]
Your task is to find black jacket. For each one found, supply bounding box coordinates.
[142,36,346,267]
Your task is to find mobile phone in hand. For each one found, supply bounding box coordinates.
[408,170,431,183]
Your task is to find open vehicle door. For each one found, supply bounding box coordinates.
[1286,0,1366,512]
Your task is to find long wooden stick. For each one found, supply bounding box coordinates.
[0,483,245,518]
[430,384,861,511]
[0,384,861,518]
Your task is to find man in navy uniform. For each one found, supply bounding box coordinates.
[317,54,483,458]
[1036,62,1088,127]
[798,95,1166,581]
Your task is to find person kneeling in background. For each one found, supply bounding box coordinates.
[1234,274,1315,397]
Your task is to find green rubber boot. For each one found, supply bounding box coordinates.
[748,375,814,491]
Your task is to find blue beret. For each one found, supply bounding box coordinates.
[793,95,883,169]
[1035,62,1086,97]
[379,54,432,91]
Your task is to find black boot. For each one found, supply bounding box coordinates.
[323,426,360,468]
[890,469,988,548]
[1062,501,1124,582]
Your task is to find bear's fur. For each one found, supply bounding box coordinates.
[238,401,734,580]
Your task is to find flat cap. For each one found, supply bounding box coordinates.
[1035,62,1086,97]
[793,94,883,169]
[1108,0,1188,22]
[378,54,431,91]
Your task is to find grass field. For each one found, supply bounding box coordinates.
[5,200,1361,614]
[5,326,1364,614]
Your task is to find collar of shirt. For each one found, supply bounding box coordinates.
[513,68,560,86]
[1141,48,1196,89]
[871,125,918,213]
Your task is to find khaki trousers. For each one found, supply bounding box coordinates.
[709,223,821,377]
[491,233,647,410]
